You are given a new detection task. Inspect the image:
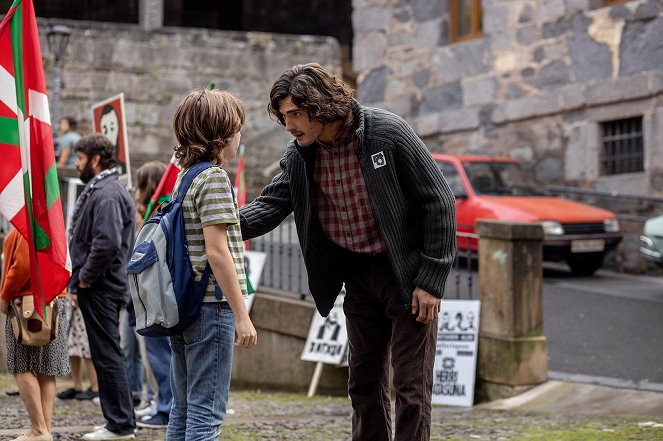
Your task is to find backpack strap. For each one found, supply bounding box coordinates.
[174,161,217,203]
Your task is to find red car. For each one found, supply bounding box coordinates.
[434,154,622,275]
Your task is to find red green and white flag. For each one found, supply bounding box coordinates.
[0,0,70,318]
[234,143,247,208]
[233,143,254,293]
[144,154,180,222]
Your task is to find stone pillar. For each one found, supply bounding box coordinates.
[475,220,548,401]
[139,0,164,31]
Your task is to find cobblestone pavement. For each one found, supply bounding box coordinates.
[0,377,662,440]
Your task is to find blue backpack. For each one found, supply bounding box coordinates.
[126,161,221,337]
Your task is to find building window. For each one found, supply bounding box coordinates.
[600,116,644,175]
[450,0,482,42]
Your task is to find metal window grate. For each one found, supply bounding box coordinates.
[600,116,644,176]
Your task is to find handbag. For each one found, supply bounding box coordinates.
[9,295,59,346]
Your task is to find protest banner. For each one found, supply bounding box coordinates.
[432,299,481,407]
[91,93,131,187]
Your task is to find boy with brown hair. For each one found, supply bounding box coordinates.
[167,88,257,441]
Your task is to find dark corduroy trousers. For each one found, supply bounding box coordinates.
[340,252,437,441]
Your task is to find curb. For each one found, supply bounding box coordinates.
[476,380,562,411]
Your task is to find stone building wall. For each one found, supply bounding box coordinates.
[36,18,341,195]
[353,0,663,195]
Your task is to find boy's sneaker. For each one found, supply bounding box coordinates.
[75,388,99,400]
[136,412,169,429]
[134,399,157,418]
[81,427,136,440]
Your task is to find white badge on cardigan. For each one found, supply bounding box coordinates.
[371,151,387,169]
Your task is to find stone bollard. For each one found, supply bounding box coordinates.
[475,220,548,401]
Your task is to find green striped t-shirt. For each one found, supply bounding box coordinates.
[173,165,247,300]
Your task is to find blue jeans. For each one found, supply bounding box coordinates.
[120,309,144,401]
[145,335,173,414]
[167,303,235,441]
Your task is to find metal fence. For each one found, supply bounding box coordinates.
[0,174,482,302]
[447,232,479,300]
[249,215,310,299]
[250,218,479,301]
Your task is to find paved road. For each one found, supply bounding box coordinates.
[442,260,663,390]
[542,263,663,391]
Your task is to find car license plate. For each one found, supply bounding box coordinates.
[571,239,605,253]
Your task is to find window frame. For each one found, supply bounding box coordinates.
[599,116,644,176]
[449,0,483,43]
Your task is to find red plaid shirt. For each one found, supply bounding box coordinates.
[313,114,387,254]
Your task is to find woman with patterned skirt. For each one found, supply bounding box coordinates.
[0,228,70,441]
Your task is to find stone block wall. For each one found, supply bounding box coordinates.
[36,18,341,196]
[353,0,663,194]
[231,292,349,395]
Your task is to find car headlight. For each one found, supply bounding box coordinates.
[604,218,620,233]
[541,220,564,236]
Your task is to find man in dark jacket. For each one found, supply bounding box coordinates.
[69,134,137,440]
[240,63,456,441]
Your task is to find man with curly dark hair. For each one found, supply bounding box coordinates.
[240,63,456,441]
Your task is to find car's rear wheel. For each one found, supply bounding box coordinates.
[566,254,604,276]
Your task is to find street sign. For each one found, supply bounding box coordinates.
[301,288,348,365]
[432,299,481,407]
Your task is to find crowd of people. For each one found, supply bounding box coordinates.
[1,63,456,441]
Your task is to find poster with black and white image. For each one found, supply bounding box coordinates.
[91,93,131,187]
[432,299,481,407]
[300,288,348,365]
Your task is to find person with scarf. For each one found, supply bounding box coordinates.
[68,134,137,441]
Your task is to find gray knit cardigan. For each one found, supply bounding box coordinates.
[240,100,456,317]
